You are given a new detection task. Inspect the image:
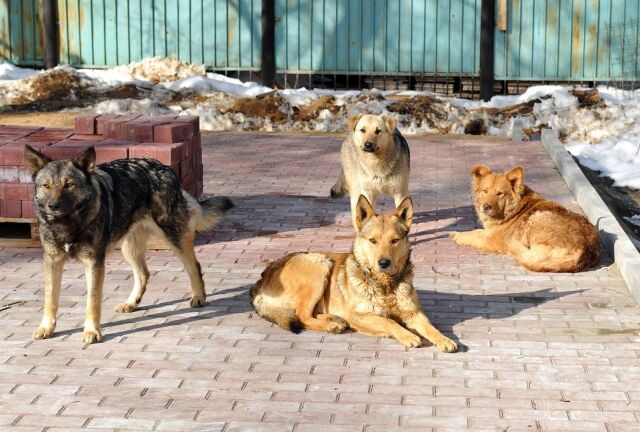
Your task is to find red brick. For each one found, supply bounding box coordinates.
[153,123,194,143]
[93,140,136,164]
[104,115,141,140]
[2,142,50,166]
[4,199,22,218]
[18,168,32,183]
[5,184,30,200]
[96,114,120,135]
[15,136,56,144]
[43,142,93,160]
[27,128,73,140]
[179,156,193,178]
[154,142,184,166]
[67,134,104,142]
[123,121,155,142]
[129,144,157,160]
[74,115,98,135]
[21,200,35,219]
[1,166,19,182]
[173,116,200,133]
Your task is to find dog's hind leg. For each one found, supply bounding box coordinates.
[330,169,347,198]
[33,247,65,340]
[168,230,207,308]
[115,229,150,313]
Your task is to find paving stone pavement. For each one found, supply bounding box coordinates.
[1,133,639,432]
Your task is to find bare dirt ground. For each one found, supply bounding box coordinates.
[0,111,81,128]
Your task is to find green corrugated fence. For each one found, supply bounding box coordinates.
[1,0,640,81]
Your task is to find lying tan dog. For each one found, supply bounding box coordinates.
[451,165,600,272]
[251,195,458,351]
[330,114,410,227]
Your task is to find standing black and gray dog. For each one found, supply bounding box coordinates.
[25,145,232,344]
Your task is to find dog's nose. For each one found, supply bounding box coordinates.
[47,202,60,211]
[378,258,391,270]
[482,203,492,212]
[363,141,375,151]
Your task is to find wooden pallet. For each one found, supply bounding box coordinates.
[0,217,169,249]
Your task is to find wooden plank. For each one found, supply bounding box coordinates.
[384,0,400,73]
[424,0,437,73]
[435,0,450,73]
[104,0,118,65]
[531,0,547,79]
[545,0,560,79]
[461,0,478,75]
[497,0,507,31]
[92,0,106,66]
[128,0,142,62]
[583,0,600,80]
[449,0,463,74]
[78,0,94,65]
[9,0,23,62]
[336,0,350,72]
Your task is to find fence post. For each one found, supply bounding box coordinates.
[479,0,495,101]
[261,0,276,88]
[43,0,58,69]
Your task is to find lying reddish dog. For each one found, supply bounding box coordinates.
[451,165,600,272]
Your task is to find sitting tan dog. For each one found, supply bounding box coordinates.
[451,165,600,272]
[330,114,410,227]
[251,195,458,351]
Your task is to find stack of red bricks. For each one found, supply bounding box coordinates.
[0,114,203,219]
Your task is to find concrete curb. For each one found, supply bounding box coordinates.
[541,129,640,303]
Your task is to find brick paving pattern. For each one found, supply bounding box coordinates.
[0,134,639,431]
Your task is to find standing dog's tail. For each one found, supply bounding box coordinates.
[186,193,234,232]
[330,170,347,198]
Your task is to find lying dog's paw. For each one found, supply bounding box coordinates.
[398,332,422,348]
[82,329,103,344]
[190,295,206,308]
[327,320,348,334]
[434,336,458,353]
[449,232,461,242]
[114,302,136,313]
[33,326,54,340]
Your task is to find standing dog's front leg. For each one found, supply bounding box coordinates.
[82,257,105,343]
[33,247,65,340]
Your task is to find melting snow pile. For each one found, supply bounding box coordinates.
[1,57,639,190]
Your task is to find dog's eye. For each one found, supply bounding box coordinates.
[482,189,488,194]
[391,239,400,245]
[369,238,377,244]
[360,128,366,133]
[375,129,381,135]
[41,184,50,189]
[64,183,74,189]
[496,191,504,196]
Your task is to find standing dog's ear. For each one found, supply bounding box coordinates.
[24,145,51,176]
[470,164,491,178]
[348,114,363,132]
[505,166,524,192]
[383,116,397,133]
[355,195,376,231]
[72,147,96,174]
[394,196,414,230]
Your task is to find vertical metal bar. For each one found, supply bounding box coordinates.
[479,0,495,101]
[43,0,58,68]
[261,0,276,87]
